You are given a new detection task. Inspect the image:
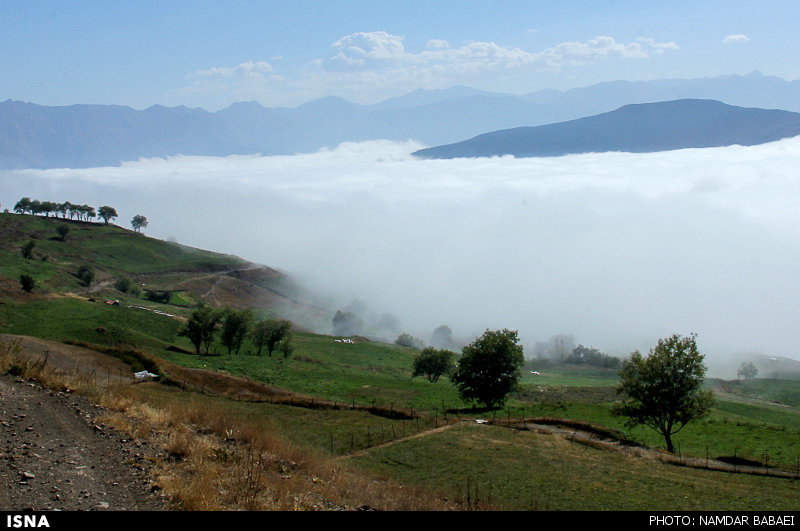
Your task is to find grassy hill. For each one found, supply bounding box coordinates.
[2,211,800,511]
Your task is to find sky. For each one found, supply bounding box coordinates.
[2,1,800,110]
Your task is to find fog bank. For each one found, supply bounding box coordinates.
[4,138,800,364]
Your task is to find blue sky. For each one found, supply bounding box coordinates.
[2,1,798,110]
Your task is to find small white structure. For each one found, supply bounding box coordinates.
[133,370,158,382]
[530,370,540,375]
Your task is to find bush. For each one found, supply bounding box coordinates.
[76,265,95,286]
[56,224,70,241]
[21,240,35,259]
[19,275,35,293]
[395,332,425,349]
[145,290,172,304]
[115,277,132,293]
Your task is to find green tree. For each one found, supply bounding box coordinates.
[179,305,222,355]
[76,265,95,286]
[412,347,456,383]
[332,310,364,336]
[251,319,292,357]
[220,308,254,356]
[115,277,133,293]
[19,274,35,293]
[737,361,758,381]
[21,239,35,259]
[98,206,118,225]
[56,224,70,241]
[451,329,525,408]
[613,333,715,453]
[131,215,149,232]
[14,197,32,214]
[395,332,425,349]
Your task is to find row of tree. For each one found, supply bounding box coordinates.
[407,328,713,455]
[179,305,293,358]
[12,196,148,232]
[411,329,525,409]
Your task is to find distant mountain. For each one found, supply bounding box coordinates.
[3,72,800,169]
[412,99,800,159]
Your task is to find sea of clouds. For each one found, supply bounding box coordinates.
[4,137,800,368]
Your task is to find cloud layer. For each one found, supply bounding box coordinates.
[184,32,679,106]
[5,138,800,367]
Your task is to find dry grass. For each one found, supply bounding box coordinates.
[1,335,461,510]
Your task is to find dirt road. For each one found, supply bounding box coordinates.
[0,374,166,511]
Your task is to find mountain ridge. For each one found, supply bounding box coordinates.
[412,99,800,159]
[3,72,800,169]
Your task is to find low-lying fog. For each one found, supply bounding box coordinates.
[5,138,800,370]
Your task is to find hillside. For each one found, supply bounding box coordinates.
[2,211,800,511]
[0,212,329,335]
[412,99,800,159]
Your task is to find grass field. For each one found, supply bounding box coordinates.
[3,212,800,511]
[349,422,800,510]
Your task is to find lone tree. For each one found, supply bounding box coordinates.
[451,329,525,408]
[395,332,425,349]
[737,361,758,381]
[98,206,118,225]
[76,265,95,286]
[21,240,35,259]
[613,333,714,453]
[412,347,456,383]
[332,310,364,337]
[131,215,149,232]
[19,274,35,293]
[56,224,70,241]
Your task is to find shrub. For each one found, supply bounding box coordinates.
[20,274,35,293]
[76,265,95,286]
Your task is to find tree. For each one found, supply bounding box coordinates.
[98,206,118,225]
[566,344,621,369]
[613,333,714,453]
[220,308,254,356]
[21,239,35,259]
[56,224,70,241]
[131,215,149,232]
[451,329,525,408]
[395,332,425,349]
[14,197,32,214]
[19,274,35,293]
[737,361,758,381]
[430,325,455,349]
[412,347,456,383]
[332,310,364,337]
[76,265,95,286]
[179,305,222,355]
[115,277,133,293]
[251,319,292,357]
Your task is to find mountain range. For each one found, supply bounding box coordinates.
[2,71,800,169]
[412,99,800,159]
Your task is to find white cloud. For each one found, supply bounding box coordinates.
[426,39,450,49]
[307,32,680,103]
[323,31,677,73]
[7,137,800,366]
[722,34,751,44]
[176,32,679,107]
[192,61,273,79]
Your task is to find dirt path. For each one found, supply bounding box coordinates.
[0,374,166,511]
